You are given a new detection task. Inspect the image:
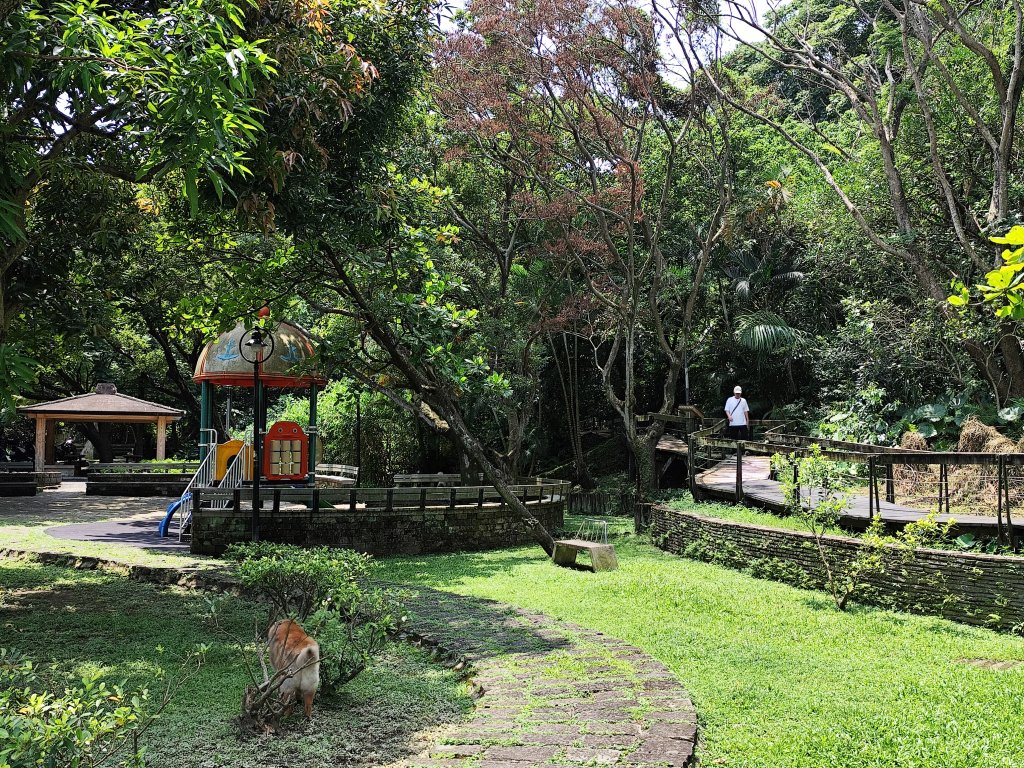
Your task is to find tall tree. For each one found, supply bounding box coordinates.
[435,0,733,489]
[666,0,1024,402]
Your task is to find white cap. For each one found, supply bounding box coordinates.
[734,386,742,394]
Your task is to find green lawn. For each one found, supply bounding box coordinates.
[378,524,1024,768]
[0,561,471,768]
[662,493,846,533]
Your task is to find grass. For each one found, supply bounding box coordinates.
[661,492,847,534]
[0,561,472,768]
[378,523,1024,768]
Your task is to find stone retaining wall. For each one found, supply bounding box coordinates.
[86,473,189,497]
[650,505,1024,631]
[191,500,564,556]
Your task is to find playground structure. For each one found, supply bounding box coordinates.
[160,313,328,540]
[651,415,1023,550]
[159,312,569,555]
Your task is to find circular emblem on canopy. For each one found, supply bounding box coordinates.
[193,321,326,387]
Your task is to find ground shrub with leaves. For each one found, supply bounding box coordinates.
[222,543,407,730]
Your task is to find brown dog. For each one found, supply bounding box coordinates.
[267,619,321,718]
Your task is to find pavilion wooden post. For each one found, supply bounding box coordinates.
[33,416,45,471]
[44,420,56,466]
[155,416,167,461]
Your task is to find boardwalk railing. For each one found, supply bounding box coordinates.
[193,478,572,516]
[688,423,1022,549]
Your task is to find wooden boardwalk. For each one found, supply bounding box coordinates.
[696,455,1009,533]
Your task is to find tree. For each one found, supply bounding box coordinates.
[434,0,734,489]
[0,0,275,401]
[669,0,1024,402]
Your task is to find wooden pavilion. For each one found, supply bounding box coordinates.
[17,383,185,471]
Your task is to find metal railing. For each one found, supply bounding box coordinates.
[192,478,572,516]
[687,423,1022,549]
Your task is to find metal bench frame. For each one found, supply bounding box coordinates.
[553,518,618,572]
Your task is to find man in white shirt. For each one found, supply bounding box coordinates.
[724,386,750,440]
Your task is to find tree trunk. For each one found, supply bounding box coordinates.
[433,391,556,555]
[80,423,114,463]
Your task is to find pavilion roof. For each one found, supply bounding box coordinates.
[17,384,184,420]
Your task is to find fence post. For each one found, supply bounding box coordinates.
[868,455,875,520]
[885,462,895,504]
[687,434,697,497]
[735,442,744,503]
[997,455,1006,545]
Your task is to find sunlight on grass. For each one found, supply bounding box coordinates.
[379,528,1024,768]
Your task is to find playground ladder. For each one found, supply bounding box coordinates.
[174,431,251,541]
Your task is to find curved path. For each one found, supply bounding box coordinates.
[400,588,697,768]
[0,547,698,768]
[695,455,1012,534]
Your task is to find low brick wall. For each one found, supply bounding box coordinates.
[86,473,189,497]
[35,471,63,488]
[191,500,564,556]
[650,505,1024,631]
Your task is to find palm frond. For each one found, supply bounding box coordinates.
[734,311,806,355]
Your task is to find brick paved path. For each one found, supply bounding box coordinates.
[400,588,697,768]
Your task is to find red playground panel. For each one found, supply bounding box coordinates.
[263,421,309,481]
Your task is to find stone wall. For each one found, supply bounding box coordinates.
[191,500,564,556]
[649,505,1024,631]
[86,473,189,497]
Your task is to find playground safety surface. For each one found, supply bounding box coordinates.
[0,486,186,551]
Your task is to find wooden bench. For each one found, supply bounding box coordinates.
[552,518,618,572]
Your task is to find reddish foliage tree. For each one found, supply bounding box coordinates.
[435,0,732,489]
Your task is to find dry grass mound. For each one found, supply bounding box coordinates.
[900,431,929,451]
[894,418,1024,509]
[957,415,1022,453]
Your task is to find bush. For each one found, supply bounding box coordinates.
[224,543,406,696]
[0,647,168,768]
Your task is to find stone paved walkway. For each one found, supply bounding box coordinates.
[400,588,697,768]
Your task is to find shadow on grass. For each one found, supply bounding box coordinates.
[399,582,571,659]
[0,560,584,767]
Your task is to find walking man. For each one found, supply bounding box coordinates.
[724,386,750,441]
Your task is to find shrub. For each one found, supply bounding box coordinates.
[772,446,891,611]
[0,646,190,768]
[224,543,406,699]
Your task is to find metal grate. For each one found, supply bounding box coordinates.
[574,517,608,544]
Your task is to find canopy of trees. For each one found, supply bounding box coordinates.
[5,0,1024,510]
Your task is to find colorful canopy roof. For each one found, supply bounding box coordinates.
[18,383,184,421]
[192,321,326,387]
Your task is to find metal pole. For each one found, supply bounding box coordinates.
[868,455,875,520]
[199,381,211,461]
[735,442,744,503]
[354,393,362,487]
[252,353,262,542]
[997,455,1006,545]
[1005,461,1018,551]
[307,382,318,479]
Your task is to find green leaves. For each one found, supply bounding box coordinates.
[0,647,153,768]
[950,228,1024,320]
[734,311,806,354]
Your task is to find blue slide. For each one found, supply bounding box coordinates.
[158,493,191,538]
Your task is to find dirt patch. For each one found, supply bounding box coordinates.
[958,658,1023,671]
